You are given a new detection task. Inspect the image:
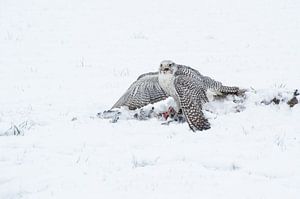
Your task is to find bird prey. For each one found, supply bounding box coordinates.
[158,60,239,131]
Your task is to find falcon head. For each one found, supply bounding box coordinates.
[159,60,177,74]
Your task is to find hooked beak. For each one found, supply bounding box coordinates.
[160,67,171,73]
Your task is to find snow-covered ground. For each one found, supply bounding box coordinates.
[1,0,300,198]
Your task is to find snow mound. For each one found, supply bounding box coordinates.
[98,88,299,126]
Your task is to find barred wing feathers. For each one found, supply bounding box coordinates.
[176,65,239,95]
[174,75,210,131]
[111,72,168,110]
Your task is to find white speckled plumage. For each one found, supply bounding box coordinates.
[112,60,240,131]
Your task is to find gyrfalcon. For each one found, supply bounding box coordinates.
[112,60,240,131]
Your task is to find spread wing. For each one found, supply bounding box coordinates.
[111,72,168,110]
[174,75,210,131]
[176,65,240,95]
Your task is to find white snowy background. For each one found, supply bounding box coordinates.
[0,0,300,198]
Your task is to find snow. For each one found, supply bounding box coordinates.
[0,0,300,198]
